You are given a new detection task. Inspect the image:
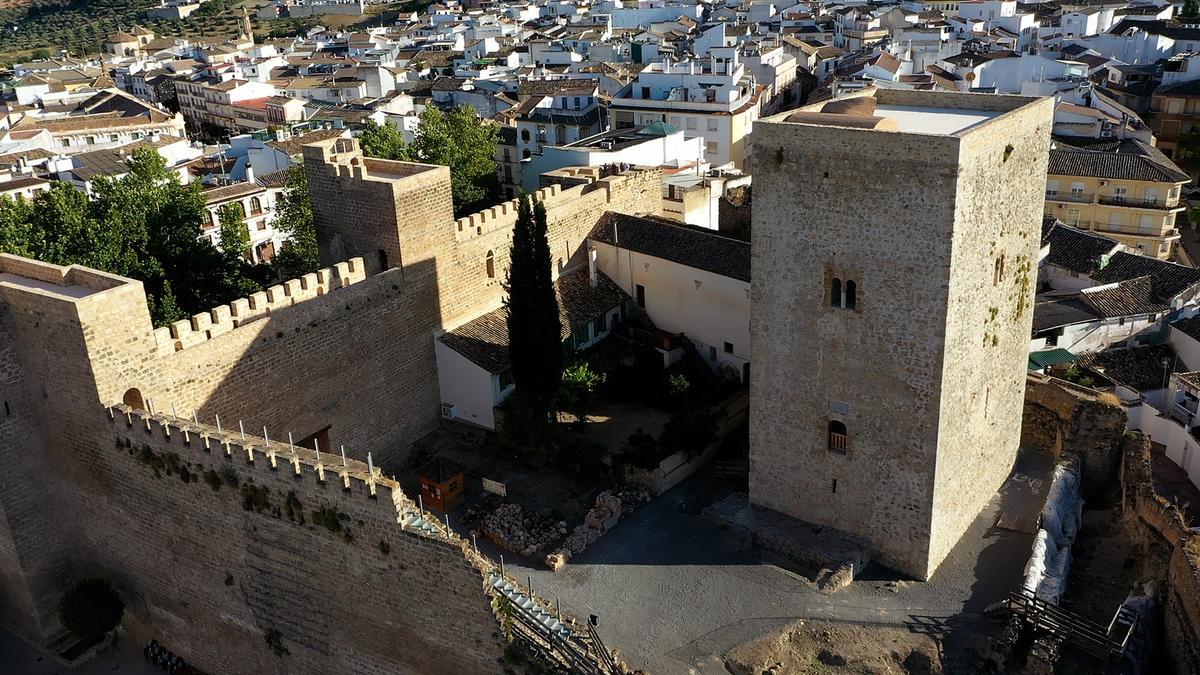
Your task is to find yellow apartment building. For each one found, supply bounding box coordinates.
[1046,139,1190,259]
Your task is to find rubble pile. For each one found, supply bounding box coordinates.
[481,503,566,556]
[548,487,653,568]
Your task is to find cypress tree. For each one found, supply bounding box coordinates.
[505,195,563,408]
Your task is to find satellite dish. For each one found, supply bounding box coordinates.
[965,71,976,82]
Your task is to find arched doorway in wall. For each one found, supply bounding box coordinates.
[122,388,145,411]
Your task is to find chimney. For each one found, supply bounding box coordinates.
[246,164,255,183]
[588,247,598,287]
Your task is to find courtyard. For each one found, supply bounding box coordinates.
[504,448,1056,674]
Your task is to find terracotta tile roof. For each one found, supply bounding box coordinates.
[1049,142,1190,183]
[1092,251,1200,302]
[590,212,750,282]
[1078,276,1168,317]
[266,128,346,157]
[203,181,267,204]
[517,78,598,97]
[1077,344,1176,391]
[1041,221,1120,275]
[437,267,627,373]
[0,148,54,165]
[1171,315,1200,343]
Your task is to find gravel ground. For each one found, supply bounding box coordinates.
[508,448,1054,674]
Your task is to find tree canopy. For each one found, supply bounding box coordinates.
[0,148,265,326]
[58,577,124,641]
[505,195,562,409]
[358,106,502,217]
[268,164,320,280]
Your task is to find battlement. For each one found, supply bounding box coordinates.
[0,253,133,301]
[105,403,503,573]
[301,135,444,187]
[152,257,367,354]
[452,166,658,241]
[107,402,400,498]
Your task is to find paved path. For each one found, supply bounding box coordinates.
[510,449,1054,674]
[0,630,162,675]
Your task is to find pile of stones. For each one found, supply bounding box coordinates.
[546,487,652,570]
[481,503,566,557]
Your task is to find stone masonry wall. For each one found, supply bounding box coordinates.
[0,147,663,649]
[1023,374,1127,498]
[90,407,504,675]
[0,318,59,637]
[1122,433,1200,675]
[750,114,961,579]
[749,90,1051,580]
[926,94,1053,574]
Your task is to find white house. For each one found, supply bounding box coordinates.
[523,122,704,193]
[588,212,751,381]
[435,266,628,430]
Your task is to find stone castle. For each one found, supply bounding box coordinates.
[0,136,660,673]
[0,88,1054,670]
[750,88,1054,579]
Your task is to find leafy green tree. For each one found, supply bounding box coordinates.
[1177,127,1200,177]
[218,202,251,261]
[505,195,562,409]
[58,578,124,641]
[1184,0,1199,17]
[0,196,37,257]
[270,165,320,280]
[357,122,410,162]
[359,106,502,216]
[0,148,264,326]
[558,362,605,423]
[30,48,50,61]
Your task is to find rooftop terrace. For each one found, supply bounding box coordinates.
[0,253,129,301]
[766,87,1042,137]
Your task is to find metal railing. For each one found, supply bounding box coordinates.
[1007,588,1135,663]
[1098,195,1182,210]
[1046,191,1094,204]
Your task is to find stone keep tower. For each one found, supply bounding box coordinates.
[749,89,1053,580]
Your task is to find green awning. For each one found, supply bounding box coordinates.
[1028,348,1077,370]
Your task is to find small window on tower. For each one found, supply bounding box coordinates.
[828,420,847,454]
[485,250,495,279]
[830,278,842,308]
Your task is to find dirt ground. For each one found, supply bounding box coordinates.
[724,621,946,675]
[1059,508,1147,624]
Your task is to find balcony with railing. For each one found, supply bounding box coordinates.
[1046,216,1179,240]
[1097,194,1183,210]
[1045,190,1094,204]
[1170,401,1198,427]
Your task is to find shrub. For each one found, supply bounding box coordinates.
[660,407,718,458]
[500,391,554,450]
[623,429,662,470]
[264,628,288,657]
[203,469,222,492]
[58,578,124,641]
[284,491,305,525]
[311,505,344,534]
[558,362,606,423]
[241,483,270,513]
[556,432,608,479]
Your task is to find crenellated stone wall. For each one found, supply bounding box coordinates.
[93,406,503,675]
[0,138,664,660]
[1122,432,1200,675]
